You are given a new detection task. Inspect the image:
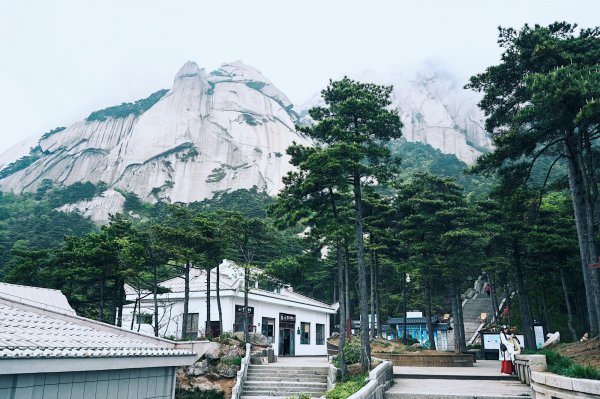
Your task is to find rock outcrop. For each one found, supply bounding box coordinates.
[0,61,309,203]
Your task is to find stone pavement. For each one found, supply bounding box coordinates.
[386,360,532,399]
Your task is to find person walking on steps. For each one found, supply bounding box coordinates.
[499,325,514,375]
[484,283,491,297]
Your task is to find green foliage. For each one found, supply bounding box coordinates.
[206,168,226,183]
[542,350,600,380]
[175,388,224,399]
[86,89,168,122]
[40,126,66,141]
[0,146,43,179]
[332,338,362,368]
[325,373,367,399]
[245,80,266,91]
[287,394,312,399]
[221,356,242,366]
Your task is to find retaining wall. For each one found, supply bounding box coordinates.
[345,361,394,399]
[514,353,600,398]
[373,352,474,367]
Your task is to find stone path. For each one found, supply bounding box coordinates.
[240,356,329,399]
[385,360,532,399]
[462,293,494,344]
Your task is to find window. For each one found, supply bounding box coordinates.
[136,314,153,325]
[301,322,310,344]
[262,317,275,343]
[184,313,199,339]
[234,305,255,332]
[316,324,325,345]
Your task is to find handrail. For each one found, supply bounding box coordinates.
[231,343,252,399]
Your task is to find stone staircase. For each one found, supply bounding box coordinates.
[241,364,329,398]
[462,294,495,344]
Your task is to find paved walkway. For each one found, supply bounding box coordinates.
[386,360,532,399]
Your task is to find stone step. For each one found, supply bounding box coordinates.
[242,387,326,395]
[244,381,327,389]
[247,367,329,373]
[246,375,327,382]
[248,366,329,371]
[247,370,328,376]
[393,373,519,381]
[242,392,324,397]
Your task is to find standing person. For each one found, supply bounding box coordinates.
[499,326,513,375]
[510,329,522,374]
[484,283,491,297]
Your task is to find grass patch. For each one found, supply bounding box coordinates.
[542,349,600,380]
[325,373,367,399]
[221,356,242,367]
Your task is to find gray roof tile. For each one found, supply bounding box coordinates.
[0,303,191,359]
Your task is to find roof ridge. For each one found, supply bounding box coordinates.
[0,281,62,292]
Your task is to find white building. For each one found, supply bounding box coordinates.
[123,261,338,357]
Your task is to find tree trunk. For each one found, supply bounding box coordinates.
[344,240,351,324]
[182,261,190,339]
[337,243,347,380]
[153,263,159,337]
[565,137,600,335]
[560,268,578,342]
[217,263,223,336]
[425,280,436,350]
[131,297,138,331]
[451,286,461,354]
[512,240,536,350]
[206,265,212,338]
[490,276,500,321]
[370,252,375,339]
[375,252,381,339]
[541,288,551,333]
[455,284,466,352]
[244,264,250,344]
[116,278,125,327]
[352,174,371,372]
[99,273,105,323]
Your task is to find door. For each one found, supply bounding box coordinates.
[279,328,295,356]
[262,317,275,343]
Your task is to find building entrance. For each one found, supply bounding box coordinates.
[279,313,296,356]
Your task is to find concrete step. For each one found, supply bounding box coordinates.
[244,381,327,389]
[385,394,530,399]
[393,373,519,381]
[243,387,326,397]
[246,375,327,382]
[248,364,329,373]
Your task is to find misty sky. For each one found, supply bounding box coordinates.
[1,0,598,153]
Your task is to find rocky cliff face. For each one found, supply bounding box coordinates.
[391,68,493,164]
[0,61,309,204]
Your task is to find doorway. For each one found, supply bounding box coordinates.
[279,313,296,356]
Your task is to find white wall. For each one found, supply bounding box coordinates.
[123,291,331,356]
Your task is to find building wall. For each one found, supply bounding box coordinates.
[124,293,331,356]
[0,367,176,399]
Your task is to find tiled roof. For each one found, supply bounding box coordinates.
[0,302,192,359]
[388,316,441,325]
[0,282,75,315]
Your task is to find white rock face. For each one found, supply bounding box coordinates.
[391,68,493,164]
[56,189,126,225]
[0,61,309,203]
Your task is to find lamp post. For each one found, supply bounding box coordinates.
[403,273,410,345]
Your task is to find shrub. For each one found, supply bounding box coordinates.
[332,338,361,367]
[287,394,312,399]
[541,349,600,380]
[221,356,242,367]
[87,89,168,122]
[325,373,367,399]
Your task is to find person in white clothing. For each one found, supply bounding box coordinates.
[499,326,514,375]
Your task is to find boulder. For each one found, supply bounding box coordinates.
[187,359,209,376]
[233,332,271,346]
[203,342,222,360]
